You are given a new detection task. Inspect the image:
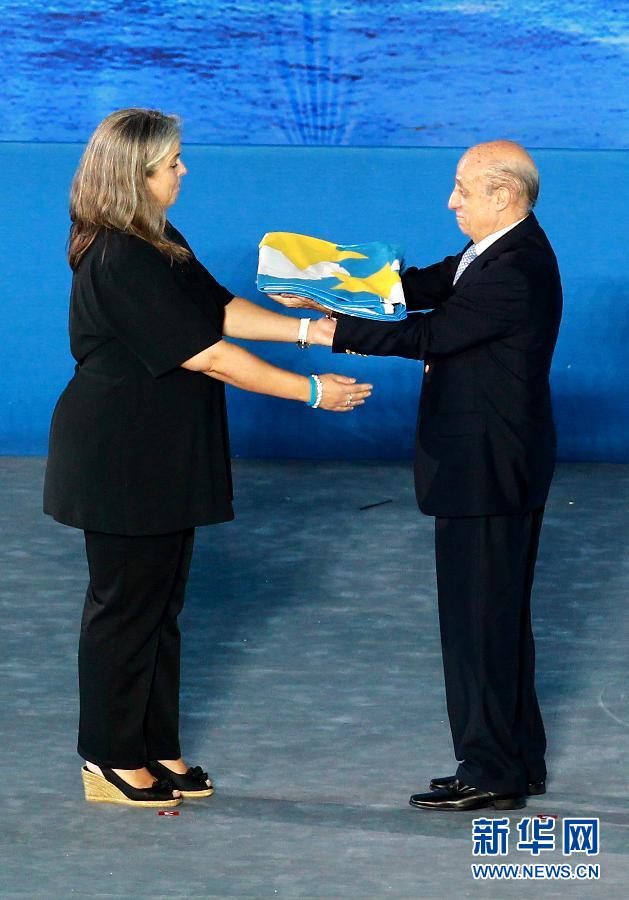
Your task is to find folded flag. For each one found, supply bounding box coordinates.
[257,232,407,320]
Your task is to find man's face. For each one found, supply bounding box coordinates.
[448,154,499,243]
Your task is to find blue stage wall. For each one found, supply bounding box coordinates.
[4,1,627,149]
[1,143,627,461]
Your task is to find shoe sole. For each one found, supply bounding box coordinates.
[82,767,182,808]
[179,787,215,798]
[491,796,527,811]
[410,796,526,811]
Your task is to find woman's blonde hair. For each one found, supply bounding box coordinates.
[68,108,190,269]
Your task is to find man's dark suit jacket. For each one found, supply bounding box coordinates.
[333,214,563,517]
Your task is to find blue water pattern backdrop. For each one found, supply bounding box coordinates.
[1,0,627,146]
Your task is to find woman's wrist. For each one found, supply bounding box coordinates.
[300,374,312,404]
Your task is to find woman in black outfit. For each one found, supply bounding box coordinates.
[44,108,372,808]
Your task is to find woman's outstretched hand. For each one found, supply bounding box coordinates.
[268,293,328,313]
[318,374,372,412]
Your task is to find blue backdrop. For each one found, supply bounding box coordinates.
[1,143,627,461]
[2,1,627,148]
[0,0,627,460]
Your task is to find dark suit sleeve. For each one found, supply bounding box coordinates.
[334,261,531,360]
[401,254,460,311]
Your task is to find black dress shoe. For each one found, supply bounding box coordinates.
[410,779,526,811]
[430,774,546,796]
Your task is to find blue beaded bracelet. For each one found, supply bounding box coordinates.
[307,374,317,406]
[307,374,323,408]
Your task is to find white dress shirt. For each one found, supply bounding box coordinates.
[473,215,528,257]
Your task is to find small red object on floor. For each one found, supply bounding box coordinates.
[158,810,180,816]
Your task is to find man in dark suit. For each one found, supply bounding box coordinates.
[273,140,562,811]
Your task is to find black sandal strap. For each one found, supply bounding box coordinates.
[100,767,177,802]
[148,760,212,791]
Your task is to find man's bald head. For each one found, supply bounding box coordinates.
[462,141,539,212]
[448,141,539,243]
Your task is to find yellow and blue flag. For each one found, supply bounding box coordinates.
[257,232,406,320]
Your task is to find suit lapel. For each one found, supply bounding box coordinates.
[453,214,540,290]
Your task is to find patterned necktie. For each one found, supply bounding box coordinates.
[453,244,477,284]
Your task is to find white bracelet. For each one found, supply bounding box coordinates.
[297,318,311,349]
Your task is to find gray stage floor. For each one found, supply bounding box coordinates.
[2,458,628,898]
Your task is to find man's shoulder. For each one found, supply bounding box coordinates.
[510,214,556,256]
[475,224,560,305]
[488,216,556,268]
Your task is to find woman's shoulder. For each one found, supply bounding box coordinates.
[165,220,193,253]
[76,226,195,290]
[80,227,168,276]
[81,227,148,257]
[103,227,161,257]
[103,225,192,260]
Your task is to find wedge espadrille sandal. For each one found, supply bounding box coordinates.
[148,760,214,798]
[81,766,182,807]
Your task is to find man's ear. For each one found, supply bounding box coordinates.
[494,186,510,211]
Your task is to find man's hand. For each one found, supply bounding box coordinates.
[309,316,338,347]
[268,293,328,313]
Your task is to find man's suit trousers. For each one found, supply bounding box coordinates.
[77,528,195,768]
[435,509,547,794]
